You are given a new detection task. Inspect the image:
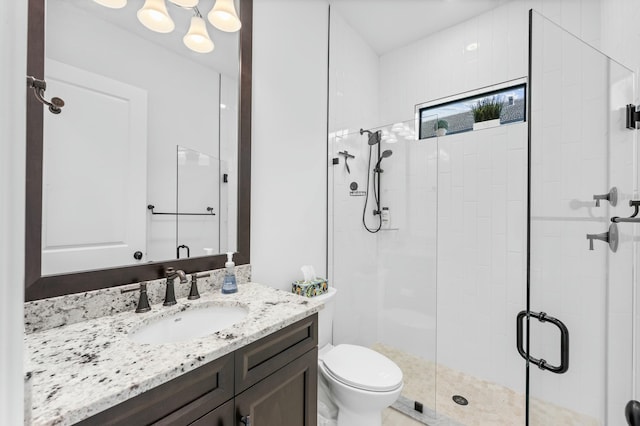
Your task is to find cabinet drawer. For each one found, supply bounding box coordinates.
[235,314,317,393]
[77,353,234,426]
[189,399,234,426]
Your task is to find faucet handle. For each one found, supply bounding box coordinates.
[188,273,211,300]
[593,187,618,207]
[586,223,619,252]
[121,283,151,313]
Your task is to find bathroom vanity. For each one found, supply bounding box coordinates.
[24,283,321,425]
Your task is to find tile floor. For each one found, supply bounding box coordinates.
[374,343,598,426]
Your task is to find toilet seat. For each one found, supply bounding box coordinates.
[320,344,403,392]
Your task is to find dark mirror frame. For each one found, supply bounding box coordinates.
[25,0,252,301]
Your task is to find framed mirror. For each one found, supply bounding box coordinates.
[25,0,252,301]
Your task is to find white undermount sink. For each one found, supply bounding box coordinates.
[128,304,249,345]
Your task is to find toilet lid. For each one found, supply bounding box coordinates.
[321,344,403,392]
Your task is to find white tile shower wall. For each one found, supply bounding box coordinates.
[0,0,27,423]
[527,11,639,422]
[437,123,527,395]
[599,0,640,405]
[251,0,328,291]
[373,0,635,417]
[379,0,603,126]
[328,7,381,348]
[605,61,636,425]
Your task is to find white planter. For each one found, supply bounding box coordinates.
[435,128,447,137]
[472,118,501,131]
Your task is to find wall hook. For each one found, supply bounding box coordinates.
[26,76,65,114]
[611,200,640,223]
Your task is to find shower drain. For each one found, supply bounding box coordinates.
[452,395,469,406]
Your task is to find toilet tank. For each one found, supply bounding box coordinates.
[313,287,337,348]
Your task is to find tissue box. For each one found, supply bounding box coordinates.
[292,278,328,297]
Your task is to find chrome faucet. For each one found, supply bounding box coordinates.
[163,267,187,306]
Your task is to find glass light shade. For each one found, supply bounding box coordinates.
[169,0,199,7]
[183,16,214,53]
[208,0,242,32]
[137,0,175,33]
[93,0,127,8]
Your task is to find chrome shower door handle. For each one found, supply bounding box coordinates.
[516,310,569,374]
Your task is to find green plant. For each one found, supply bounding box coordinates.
[434,119,449,131]
[471,96,503,123]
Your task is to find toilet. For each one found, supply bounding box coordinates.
[314,287,403,426]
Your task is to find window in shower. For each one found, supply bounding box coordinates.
[417,80,526,139]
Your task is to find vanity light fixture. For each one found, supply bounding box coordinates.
[94,0,241,53]
[208,0,242,32]
[137,0,175,33]
[93,0,127,8]
[184,12,215,53]
[169,0,199,8]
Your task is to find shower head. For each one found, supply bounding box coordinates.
[360,128,381,145]
[368,131,381,146]
[374,149,393,172]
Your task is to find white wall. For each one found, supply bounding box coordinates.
[47,1,223,263]
[251,0,329,290]
[0,0,26,423]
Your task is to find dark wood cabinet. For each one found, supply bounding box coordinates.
[235,348,317,426]
[76,314,318,426]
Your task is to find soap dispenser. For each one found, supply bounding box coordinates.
[221,252,238,294]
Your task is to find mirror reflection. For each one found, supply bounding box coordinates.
[175,145,235,259]
[41,0,239,275]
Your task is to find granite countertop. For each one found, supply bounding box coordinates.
[24,283,323,426]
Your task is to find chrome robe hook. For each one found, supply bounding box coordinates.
[26,76,65,114]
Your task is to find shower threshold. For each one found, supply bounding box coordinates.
[391,395,465,426]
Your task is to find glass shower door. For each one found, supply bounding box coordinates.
[527,10,636,425]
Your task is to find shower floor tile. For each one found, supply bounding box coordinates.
[373,343,598,426]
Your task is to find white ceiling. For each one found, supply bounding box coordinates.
[329,0,513,55]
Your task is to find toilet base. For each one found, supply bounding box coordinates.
[337,407,382,426]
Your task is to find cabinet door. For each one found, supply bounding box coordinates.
[235,348,317,426]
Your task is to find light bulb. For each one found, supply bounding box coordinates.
[137,0,175,33]
[169,0,199,7]
[93,0,127,8]
[184,16,214,53]
[208,0,241,32]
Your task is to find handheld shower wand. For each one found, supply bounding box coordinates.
[360,128,393,233]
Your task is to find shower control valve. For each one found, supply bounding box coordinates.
[593,187,617,207]
[586,223,618,252]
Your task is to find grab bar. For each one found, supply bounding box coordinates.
[147,204,215,216]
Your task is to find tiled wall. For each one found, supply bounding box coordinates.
[330,0,640,422]
[328,7,383,348]
[437,123,526,393]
